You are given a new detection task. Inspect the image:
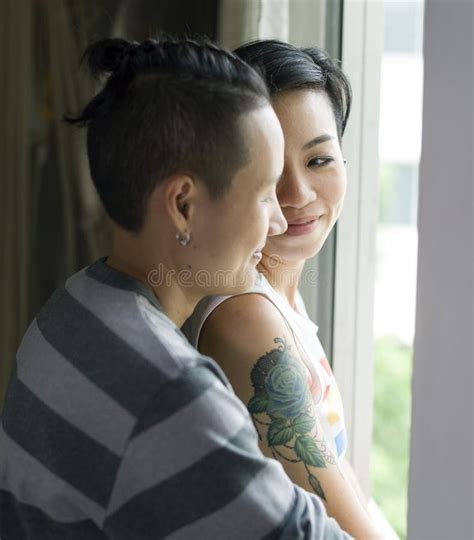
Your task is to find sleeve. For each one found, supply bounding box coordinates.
[103,363,353,540]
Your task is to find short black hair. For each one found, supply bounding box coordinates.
[234,40,351,140]
[65,37,269,233]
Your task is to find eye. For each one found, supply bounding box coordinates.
[262,195,274,203]
[308,156,334,168]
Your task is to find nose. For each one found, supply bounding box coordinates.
[277,169,317,209]
[268,198,287,237]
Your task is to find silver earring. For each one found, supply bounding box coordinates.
[176,231,191,246]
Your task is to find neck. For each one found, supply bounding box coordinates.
[107,237,198,328]
[258,253,305,309]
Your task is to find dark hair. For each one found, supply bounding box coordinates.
[234,40,351,140]
[65,37,269,233]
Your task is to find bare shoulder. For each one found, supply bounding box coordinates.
[198,293,299,406]
[199,292,289,355]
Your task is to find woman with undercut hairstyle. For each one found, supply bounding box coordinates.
[184,40,383,540]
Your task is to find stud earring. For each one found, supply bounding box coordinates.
[176,231,191,246]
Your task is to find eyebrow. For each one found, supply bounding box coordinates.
[302,134,335,150]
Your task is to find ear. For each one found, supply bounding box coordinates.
[162,174,196,231]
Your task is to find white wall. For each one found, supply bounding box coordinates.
[407,1,473,539]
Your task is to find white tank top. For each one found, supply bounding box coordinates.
[182,273,347,459]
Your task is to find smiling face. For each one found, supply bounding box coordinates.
[188,104,287,295]
[263,90,347,263]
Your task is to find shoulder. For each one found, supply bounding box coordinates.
[29,278,210,420]
[198,292,303,407]
[200,292,290,354]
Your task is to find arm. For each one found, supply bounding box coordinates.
[198,294,383,540]
[339,462,401,539]
[340,457,369,511]
[103,358,352,540]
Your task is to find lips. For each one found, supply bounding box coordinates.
[286,215,322,225]
[285,216,322,237]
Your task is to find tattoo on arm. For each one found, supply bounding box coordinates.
[247,337,336,501]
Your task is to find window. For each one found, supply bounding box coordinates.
[332,0,385,498]
[312,1,426,536]
[372,2,424,537]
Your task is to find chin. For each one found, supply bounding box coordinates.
[268,237,324,264]
[284,248,318,263]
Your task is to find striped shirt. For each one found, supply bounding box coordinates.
[0,256,352,539]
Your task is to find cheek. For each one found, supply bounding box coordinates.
[252,204,270,235]
[193,212,234,259]
[241,204,268,250]
[324,173,347,207]
[220,213,257,259]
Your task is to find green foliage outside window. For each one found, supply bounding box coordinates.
[372,336,413,539]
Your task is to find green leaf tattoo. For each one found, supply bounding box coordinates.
[267,419,295,446]
[309,473,327,501]
[292,413,315,434]
[294,435,327,468]
[248,394,269,414]
[247,337,335,501]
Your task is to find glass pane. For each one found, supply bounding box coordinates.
[371,1,424,538]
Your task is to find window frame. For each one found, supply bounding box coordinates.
[332,0,384,497]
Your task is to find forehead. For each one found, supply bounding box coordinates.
[272,90,338,143]
[239,105,284,180]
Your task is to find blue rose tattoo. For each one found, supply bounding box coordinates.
[265,362,311,419]
[247,337,336,501]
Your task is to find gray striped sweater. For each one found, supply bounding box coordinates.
[0,257,351,539]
